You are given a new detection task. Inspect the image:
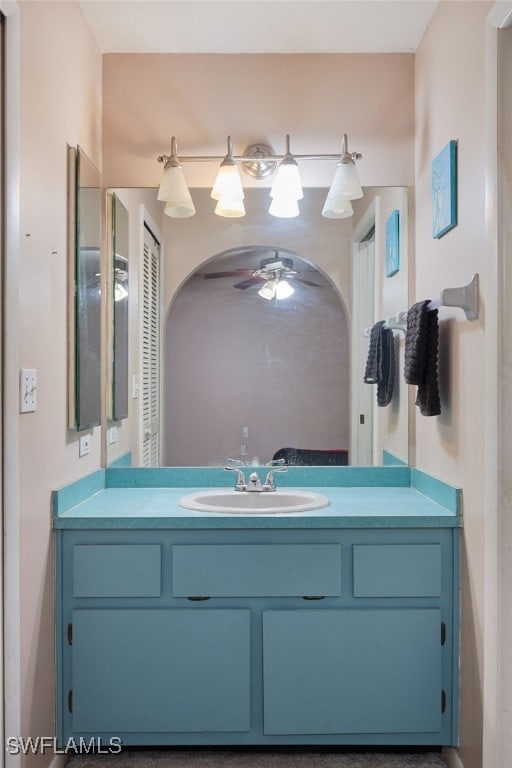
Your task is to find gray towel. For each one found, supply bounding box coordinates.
[364,320,395,407]
[404,300,441,417]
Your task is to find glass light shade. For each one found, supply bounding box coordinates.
[158,163,191,202]
[164,199,196,218]
[114,282,128,302]
[270,159,303,201]
[158,163,196,218]
[275,279,294,300]
[211,161,244,201]
[258,280,277,300]
[214,196,246,218]
[269,196,300,218]
[321,197,354,219]
[326,160,363,201]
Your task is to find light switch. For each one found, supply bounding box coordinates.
[19,369,37,413]
[132,375,140,399]
[108,426,118,444]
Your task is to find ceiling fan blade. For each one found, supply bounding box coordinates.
[296,277,323,288]
[234,277,263,290]
[203,270,254,279]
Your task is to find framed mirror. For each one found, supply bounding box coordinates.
[109,193,129,420]
[104,186,410,469]
[68,146,102,431]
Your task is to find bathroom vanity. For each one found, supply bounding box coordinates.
[53,466,461,748]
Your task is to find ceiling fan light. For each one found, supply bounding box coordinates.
[114,282,128,302]
[321,196,354,219]
[258,279,277,300]
[275,279,294,300]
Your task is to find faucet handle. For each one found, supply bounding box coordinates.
[224,459,247,491]
[225,457,246,468]
[265,458,286,468]
[263,462,287,491]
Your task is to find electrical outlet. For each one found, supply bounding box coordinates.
[108,426,118,444]
[241,444,248,456]
[19,369,38,413]
[79,434,91,457]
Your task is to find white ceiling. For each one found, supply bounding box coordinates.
[79,0,439,54]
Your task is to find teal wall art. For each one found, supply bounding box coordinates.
[432,140,457,238]
[385,209,400,277]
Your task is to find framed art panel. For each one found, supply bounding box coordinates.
[385,209,400,277]
[432,140,457,239]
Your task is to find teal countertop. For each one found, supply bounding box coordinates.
[52,466,462,530]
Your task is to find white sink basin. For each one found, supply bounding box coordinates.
[179,489,330,514]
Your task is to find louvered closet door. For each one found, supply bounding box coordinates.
[140,225,161,467]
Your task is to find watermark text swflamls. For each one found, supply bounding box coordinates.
[6,737,122,755]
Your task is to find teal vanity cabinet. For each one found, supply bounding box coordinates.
[55,525,459,747]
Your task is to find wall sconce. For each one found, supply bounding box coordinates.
[321,134,363,219]
[210,136,245,218]
[157,137,196,218]
[157,133,363,220]
[269,135,303,219]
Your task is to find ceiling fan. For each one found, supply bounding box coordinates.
[203,251,323,291]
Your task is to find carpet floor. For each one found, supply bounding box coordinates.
[66,747,448,768]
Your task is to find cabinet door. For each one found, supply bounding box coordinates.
[263,609,442,735]
[72,609,251,733]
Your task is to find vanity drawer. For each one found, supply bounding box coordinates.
[73,544,161,598]
[353,544,441,597]
[171,544,342,597]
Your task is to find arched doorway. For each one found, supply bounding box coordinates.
[164,246,349,466]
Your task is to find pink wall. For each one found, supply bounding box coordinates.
[415,3,492,766]
[102,52,415,190]
[10,2,102,764]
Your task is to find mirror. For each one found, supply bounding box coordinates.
[104,186,410,468]
[109,193,129,421]
[68,146,102,431]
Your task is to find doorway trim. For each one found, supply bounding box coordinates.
[480,4,512,768]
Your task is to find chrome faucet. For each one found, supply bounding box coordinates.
[224,458,247,491]
[224,457,287,492]
[247,472,264,492]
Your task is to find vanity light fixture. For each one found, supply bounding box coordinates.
[210,136,246,218]
[269,135,303,218]
[157,133,363,219]
[321,134,363,219]
[157,137,196,218]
